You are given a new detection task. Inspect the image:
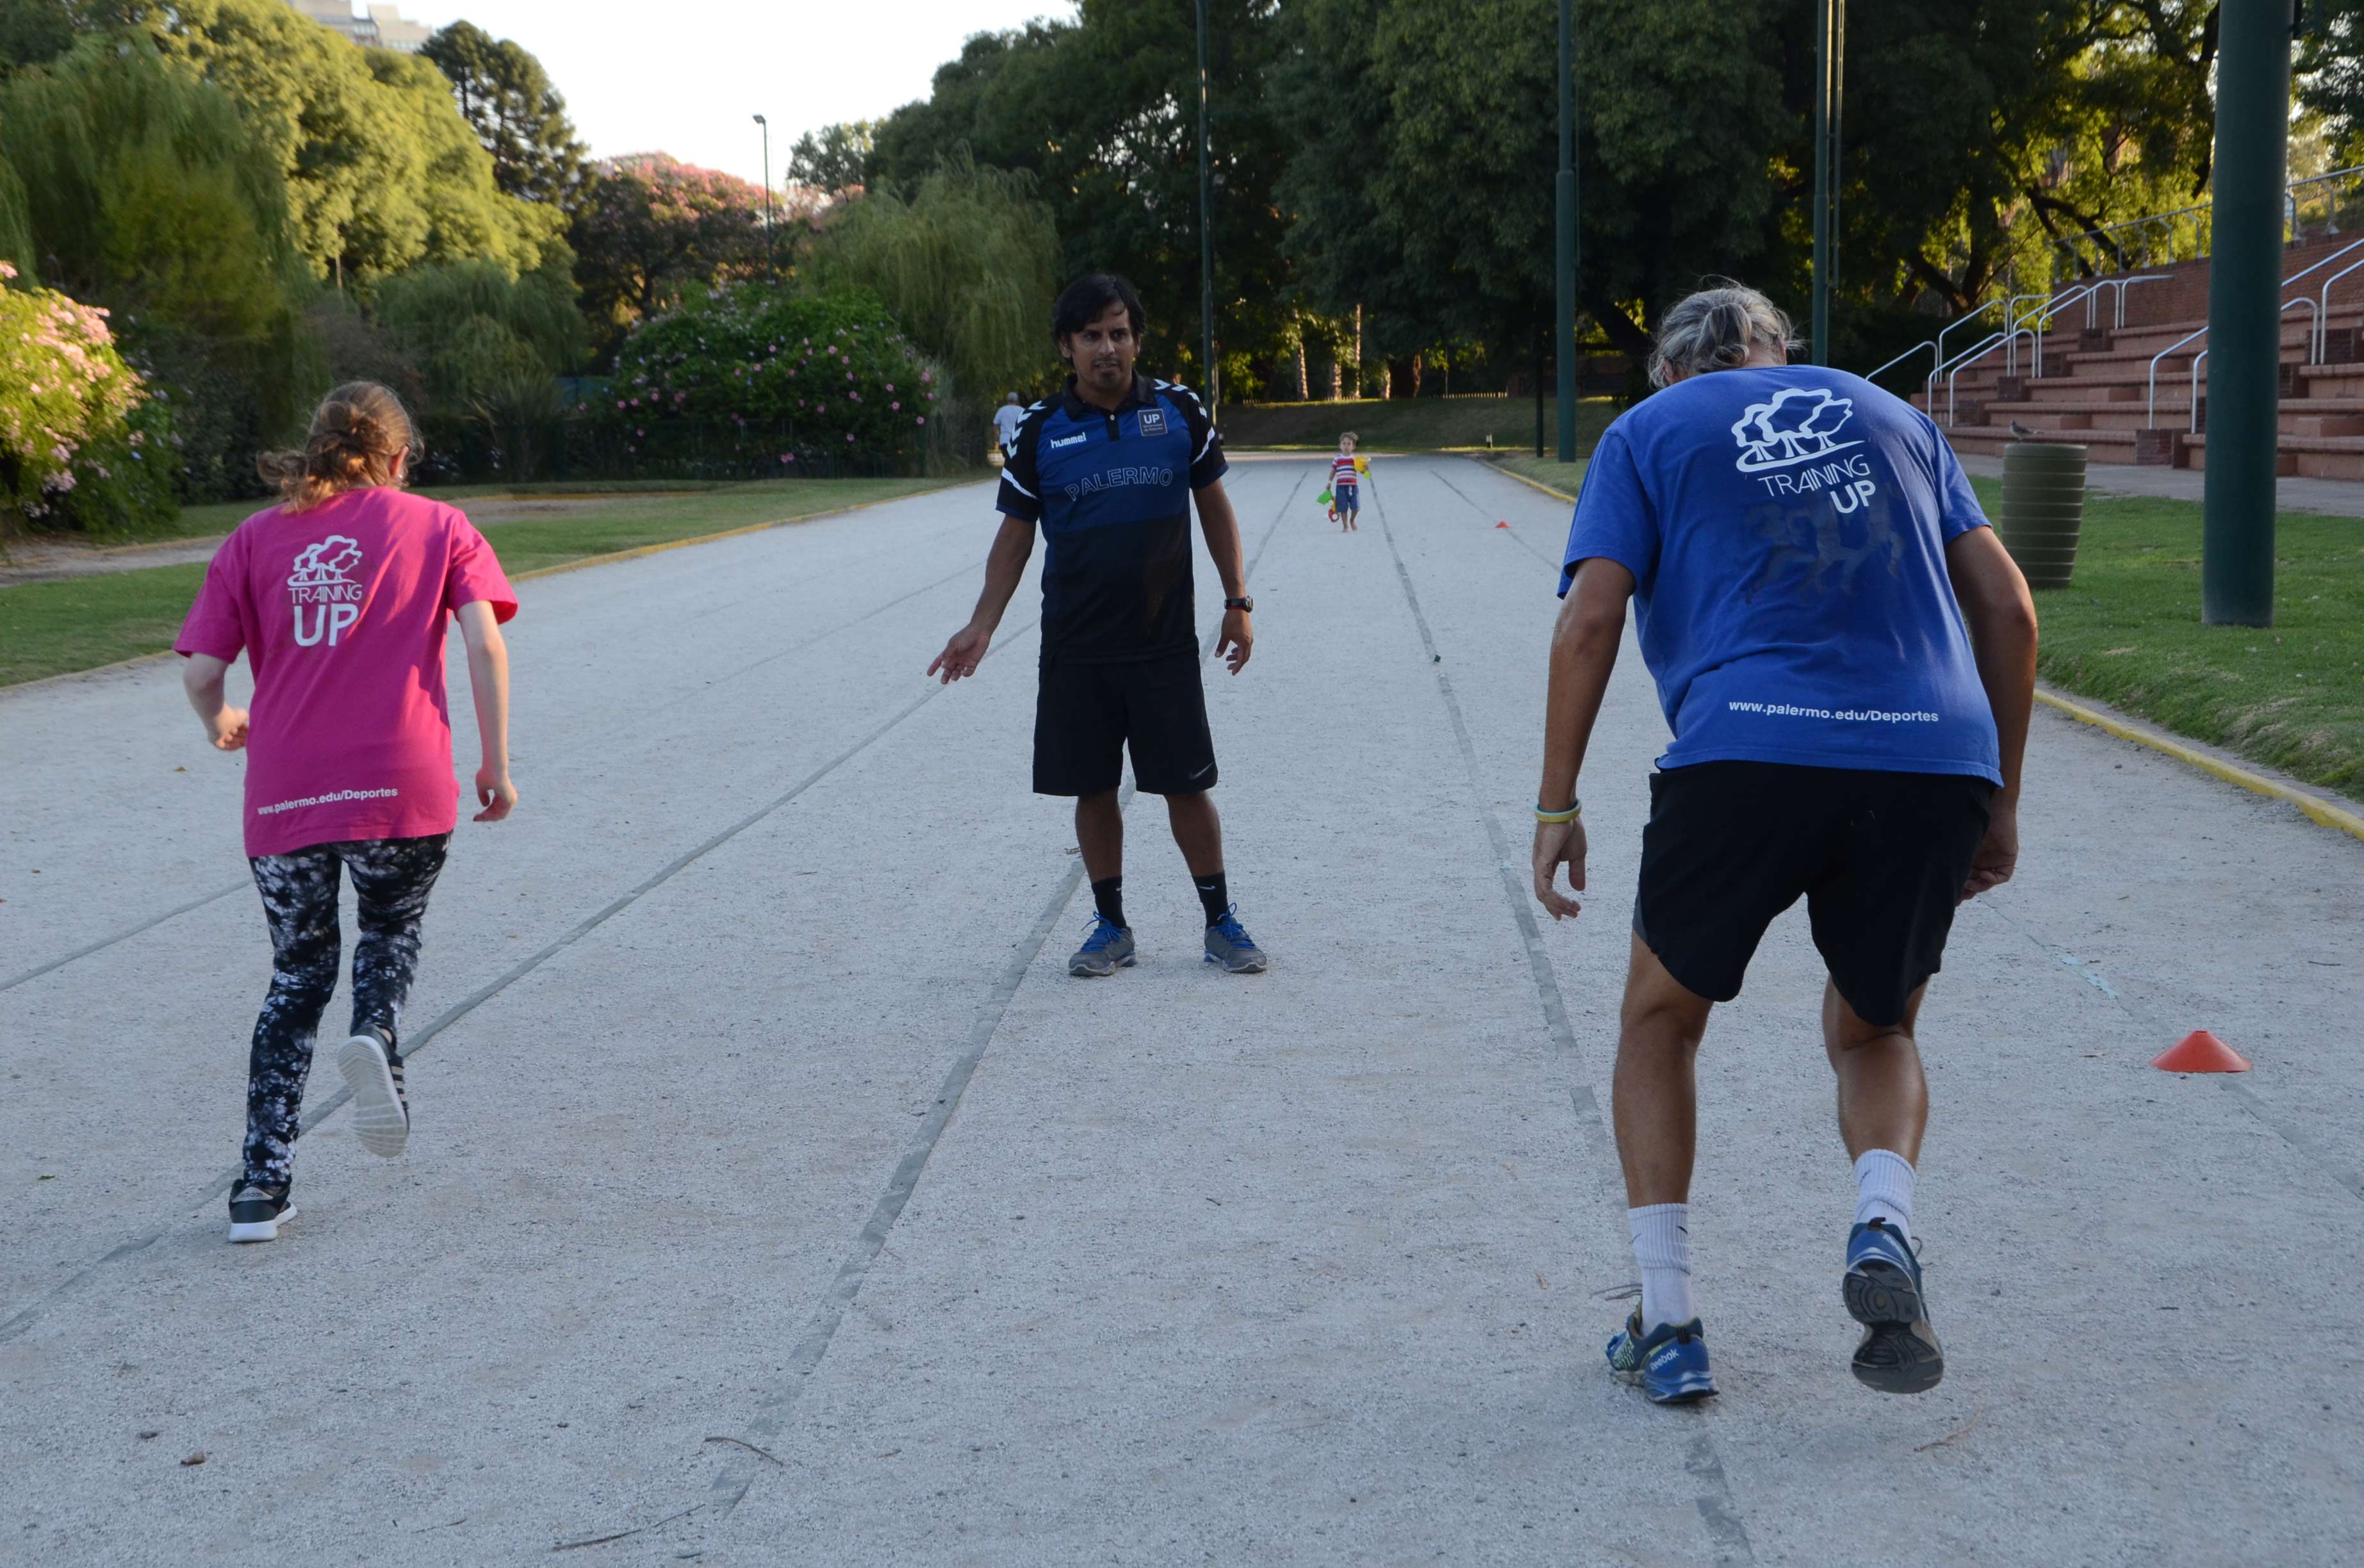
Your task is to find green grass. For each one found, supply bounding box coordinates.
[0,475,974,687]
[1221,394,1618,453]
[1493,455,1590,498]
[1963,479,2364,802]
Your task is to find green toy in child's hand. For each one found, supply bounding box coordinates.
[1317,489,1333,507]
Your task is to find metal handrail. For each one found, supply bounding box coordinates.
[2002,292,2049,375]
[1928,330,2005,405]
[1926,307,2003,404]
[1866,341,1935,388]
[2089,274,2168,331]
[1948,330,2033,426]
[2052,165,2364,277]
[2017,282,2109,379]
[2319,255,2364,363]
[2146,326,2209,427]
[2185,300,2320,432]
[2188,349,2209,434]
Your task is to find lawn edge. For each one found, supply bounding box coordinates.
[2033,682,2364,843]
[0,477,986,694]
[1489,461,1578,503]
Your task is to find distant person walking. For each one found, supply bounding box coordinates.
[929,274,1268,978]
[176,384,520,1243]
[992,391,1027,465]
[1328,434,1363,531]
[1529,284,2036,1402]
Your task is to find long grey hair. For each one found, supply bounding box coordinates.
[1646,282,1798,388]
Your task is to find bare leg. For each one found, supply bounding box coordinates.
[1611,935,1716,1207]
[1823,981,1929,1162]
[1075,790,1123,885]
[1164,789,1224,877]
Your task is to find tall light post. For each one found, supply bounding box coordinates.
[2201,0,2293,626]
[1195,0,1217,416]
[753,113,773,278]
[1554,0,1578,460]
[1810,0,1844,364]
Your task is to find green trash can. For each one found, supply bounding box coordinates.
[1996,441,2088,589]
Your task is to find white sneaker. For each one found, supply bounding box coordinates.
[338,1029,410,1159]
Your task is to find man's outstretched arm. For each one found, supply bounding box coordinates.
[1944,525,2038,899]
[929,514,1037,683]
[1532,557,1636,919]
[1195,477,1254,673]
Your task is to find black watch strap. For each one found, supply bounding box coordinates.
[1224,596,1254,612]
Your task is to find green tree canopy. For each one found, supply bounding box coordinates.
[120,0,562,286]
[788,120,875,193]
[799,157,1060,400]
[569,153,768,363]
[421,20,587,208]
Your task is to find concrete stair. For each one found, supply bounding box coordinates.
[1903,231,2364,480]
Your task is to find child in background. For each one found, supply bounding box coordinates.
[1329,434,1363,531]
[176,382,520,1243]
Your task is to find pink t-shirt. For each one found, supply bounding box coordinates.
[176,486,518,858]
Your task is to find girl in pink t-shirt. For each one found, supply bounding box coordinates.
[176,383,519,1243]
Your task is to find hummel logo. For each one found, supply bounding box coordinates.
[1046,432,1088,449]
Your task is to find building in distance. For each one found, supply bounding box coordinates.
[286,0,433,53]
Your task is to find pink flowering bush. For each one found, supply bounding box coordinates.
[602,284,939,470]
[0,265,174,535]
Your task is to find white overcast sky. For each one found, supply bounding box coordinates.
[399,0,1075,185]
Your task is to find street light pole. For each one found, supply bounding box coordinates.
[1195,0,1217,416]
[2201,0,2292,626]
[1810,1,1843,364]
[753,114,773,279]
[1554,0,1577,461]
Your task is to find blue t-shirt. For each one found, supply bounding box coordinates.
[1560,366,2001,785]
[997,374,1227,662]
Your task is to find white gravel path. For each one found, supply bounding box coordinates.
[2,455,2359,1565]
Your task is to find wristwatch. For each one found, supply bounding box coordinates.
[1224,596,1254,612]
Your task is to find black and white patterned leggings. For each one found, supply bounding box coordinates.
[243,834,449,1187]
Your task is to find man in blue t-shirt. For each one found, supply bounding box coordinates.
[1529,286,2037,1406]
[928,274,1267,978]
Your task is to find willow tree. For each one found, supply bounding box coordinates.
[800,158,1060,402]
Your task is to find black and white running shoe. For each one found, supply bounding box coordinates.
[227,1180,295,1243]
[338,1027,410,1159]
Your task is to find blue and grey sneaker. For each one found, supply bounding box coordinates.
[1069,915,1137,978]
[1203,906,1267,974]
[1606,1307,1718,1404]
[1844,1218,1944,1394]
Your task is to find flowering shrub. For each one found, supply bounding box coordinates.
[0,264,175,535]
[603,284,939,469]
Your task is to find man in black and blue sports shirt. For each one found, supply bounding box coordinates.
[929,274,1268,978]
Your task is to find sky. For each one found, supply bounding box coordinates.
[382,0,1075,186]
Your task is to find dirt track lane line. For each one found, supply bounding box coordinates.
[1372,459,1755,1566]
[693,464,1309,1526]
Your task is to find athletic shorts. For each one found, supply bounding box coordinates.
[1334,481,1358,510]
[1633,760,1994,1027]
[1033,650,1217,797]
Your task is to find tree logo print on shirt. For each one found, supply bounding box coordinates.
[1730,388,1861,473]
[287,535,366,648]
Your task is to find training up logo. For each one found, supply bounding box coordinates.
[287,535,366,647]
[1729,387,1860,473]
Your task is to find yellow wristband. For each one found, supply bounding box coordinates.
[1534,801,1582,824]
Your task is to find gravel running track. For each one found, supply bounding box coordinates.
[2,455,2359,1565]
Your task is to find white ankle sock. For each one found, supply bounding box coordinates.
[1627,1204,1694,1330]
[1852,1149,1916,1237]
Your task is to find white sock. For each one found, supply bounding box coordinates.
[1852,1149,1916,1237]
[1627,1204,1694,1331]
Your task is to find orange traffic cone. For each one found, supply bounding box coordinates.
[1496,520,1511,529]
[2151,1030,2251,1074]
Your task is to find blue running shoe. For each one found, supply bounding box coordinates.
[1203,906,1267,974]
[1069,915,1137,978]
[1605,1307,1718,1404]
[1844,1218,1944,1394]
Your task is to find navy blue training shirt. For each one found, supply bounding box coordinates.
[996,373,1227,662]
[1561,366,2002,785]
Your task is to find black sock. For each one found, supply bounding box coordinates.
[1091,876,1127,930]
[1194,871,1229,926]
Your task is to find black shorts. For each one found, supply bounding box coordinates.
[1033,650,1217,797]
[1633,761,1994,1027]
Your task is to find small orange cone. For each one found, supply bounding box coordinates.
[1496,520,1511,529]
[2151,1030,2251,1074]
